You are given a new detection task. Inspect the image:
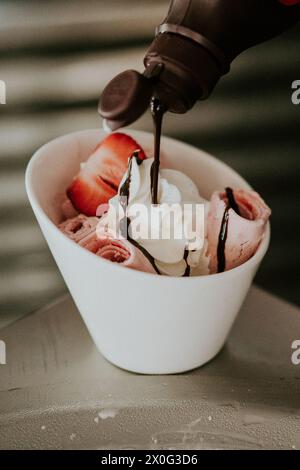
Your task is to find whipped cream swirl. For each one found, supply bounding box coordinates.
[98,156,209,277]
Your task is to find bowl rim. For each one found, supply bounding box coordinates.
[25,128,270,284]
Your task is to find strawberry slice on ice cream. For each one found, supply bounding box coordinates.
[67,132,146,216]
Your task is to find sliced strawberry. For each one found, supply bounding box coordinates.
[67,132,146,216]
[67,168,116,217]
[87,132,146,188]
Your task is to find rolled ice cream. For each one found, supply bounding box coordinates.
[59,214,157,274]
[206,189,271,273]
[58,132,271,277]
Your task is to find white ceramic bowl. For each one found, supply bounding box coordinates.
[25,129,270,374]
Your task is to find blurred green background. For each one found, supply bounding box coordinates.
[0,0,299,327]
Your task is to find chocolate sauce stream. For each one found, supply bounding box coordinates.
[119,151,160,274]
[151,97,192,276]
[217,187,240,273]
[150,97,167,205]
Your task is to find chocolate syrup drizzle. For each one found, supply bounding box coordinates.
[183,249,190,277]
[151,97,192,276]
[119,150,160,274]
[150,97,167,205]
[226,186,240,216]
[120,97,194,277]
[217,187,239,273]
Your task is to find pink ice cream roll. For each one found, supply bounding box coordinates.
[206,189,271,273]
[59,215,156,274]
[95,226,157,274]
[58,214,100,252]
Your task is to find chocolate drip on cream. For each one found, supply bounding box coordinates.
[183,249,191,277]
[127,220,161,275]
[150,97,167,205]
[119,151,160,274]
[225,187,240,216]
[217,187,240,273]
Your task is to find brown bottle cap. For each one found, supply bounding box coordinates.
[99,70,153,127]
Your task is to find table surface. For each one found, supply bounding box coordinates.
[0,286,299,450]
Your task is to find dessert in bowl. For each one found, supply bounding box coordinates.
[25,129,270,374]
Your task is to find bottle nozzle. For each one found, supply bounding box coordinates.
[98,69,154,130]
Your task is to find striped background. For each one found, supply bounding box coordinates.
[0,0,299,327]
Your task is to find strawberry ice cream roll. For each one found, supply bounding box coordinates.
[206,188,271,273]
[59,215,156,274]
[95,231,157,274]
[58,214,100,253]
[59,214,98,243]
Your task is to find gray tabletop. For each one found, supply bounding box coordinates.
[0,286,299,450]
